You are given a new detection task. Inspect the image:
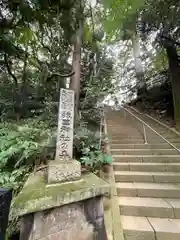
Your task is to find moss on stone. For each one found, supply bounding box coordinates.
[11,172,110,217]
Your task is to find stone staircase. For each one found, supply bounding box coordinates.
[106,108,180,240]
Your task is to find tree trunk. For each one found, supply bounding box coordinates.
[171,75,180,129]
[166,45,180,130]
[70,27,82,114]
[132,32,146,96]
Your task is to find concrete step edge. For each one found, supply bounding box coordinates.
[116,182,180,198]
[111,148,176,150]
[121,215,180,238]
[113,162,180,165]
[114,171,180,176]
[113,155,180,157]
[118,196,180,219]
[114,171,180,183]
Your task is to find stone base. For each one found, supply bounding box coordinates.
[12,172,109,240]
[48,160,81,184]
[11,172,109,217]
[20,196,107,240]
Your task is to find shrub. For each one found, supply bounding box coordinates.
[0,118,55,192]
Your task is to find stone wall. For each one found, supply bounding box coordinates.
[20,196,107,240]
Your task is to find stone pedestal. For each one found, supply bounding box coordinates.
[11,173,109,240]
[48,160,81,183]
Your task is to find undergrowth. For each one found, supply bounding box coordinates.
[1,111,112,238]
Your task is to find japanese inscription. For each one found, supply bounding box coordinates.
[55,88,74,160]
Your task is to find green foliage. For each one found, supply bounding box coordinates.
[0,119,55,190]
[140,0,180,39]
[84,24,93,44]
[0,167,31,193]
[80,53,115,118]
[74,119,112,172]
[152,48,168,72]
[74,120,99,152]
[0,117,56,239]
[80,146,112,172]
[101,0,145,40]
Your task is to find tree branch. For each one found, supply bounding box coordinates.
[4,54,18,86]
[40,40,51,53]
[22,50,28,83]
[47,71,75,81]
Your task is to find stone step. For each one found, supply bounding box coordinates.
[109,131,143,135]
[107,110,180,239]
[108,125,180,139]
[114,171,180,183]
[109,137,143,141]
[109,135,143,140]
[111,137,180,144]
[111,143,176,149]
[111,139,145,144]
[111,139,178,145]
[108,131,141,135]
[113,155,180,163]
[111,149,178,155]
[108,130,139,134]
[113,162,180,172]
[160,134,179,139]
[159,131,179,135]
[119,197,177,218]
[107,124,128,127]
[155,138,180,142]
[125,108,180,138]
[107,125,135,128]
[108,136,144,141]
[121,121,174,135]
[121,215,180,240]
[108,130,140,133]
[116,182,180,198]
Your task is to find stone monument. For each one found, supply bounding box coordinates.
[48,88,81,184]
[11,88,109,240]
[56,88,74,159]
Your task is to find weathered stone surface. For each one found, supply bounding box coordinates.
[84,197,107,239]
[48,160,81,183]
[11,172,110,217]
[20,197,107,240]
[30,204,94,240]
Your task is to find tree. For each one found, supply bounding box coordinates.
[101,0,146,96]
[122,19,146,96]
[101,0,180,129]
[70,1,84,114]
[139,0,180,129]
[0,0,77,120]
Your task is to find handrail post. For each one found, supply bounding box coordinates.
[143,123,148,144]
[124,109,126,119]
[99,108,104,149]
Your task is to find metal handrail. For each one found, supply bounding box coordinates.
[123,108,147,144]
[142,124,148,144]
[99,108,104,149]
[123,107,180,154]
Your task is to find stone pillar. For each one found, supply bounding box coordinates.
[48,88,81,184]
[55,88,74,160]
